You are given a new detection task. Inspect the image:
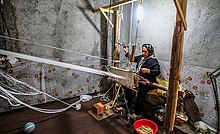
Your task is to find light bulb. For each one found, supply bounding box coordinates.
[137,4,144,20]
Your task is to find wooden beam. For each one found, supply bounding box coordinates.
[113,10,121,68]
[130,45,136,62]
[99,8,114,14]
[112,10,122,101]
[174,0,187,31]
[164,0,187,133]
[99,7,114,28]
[139,79,168,91]
[94,0,138,12]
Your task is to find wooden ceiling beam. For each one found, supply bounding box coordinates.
[99,7,114,28]
[94,0,139,13]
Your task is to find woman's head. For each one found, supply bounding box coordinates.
[142,44,154,58]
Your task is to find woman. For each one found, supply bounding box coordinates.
[124,43,161,119]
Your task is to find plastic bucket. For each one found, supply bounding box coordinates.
[134,119,158,134]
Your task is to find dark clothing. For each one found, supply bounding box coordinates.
[125,54,160,115]
[134,55,160,83]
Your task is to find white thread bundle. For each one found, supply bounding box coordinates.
[0,49,128,80]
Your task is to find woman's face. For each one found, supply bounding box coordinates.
[142,47,149,58]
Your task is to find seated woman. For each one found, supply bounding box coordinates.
[123,43,161,120]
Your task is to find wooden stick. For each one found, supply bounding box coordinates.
[130,45,136,62]
[174,0,187,30]
[94,0,139,12]
[111,84,121,107]
[99,8,114,14]
[139,79,168,91]
[99,7,114,28]
[164,0,187,132]
[108,76,168,91]
[113,10,121,68]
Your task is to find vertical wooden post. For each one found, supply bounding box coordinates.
[113,10,121,68]
[164,0,187,133]
[112,10,121,101]
[130,45,136,62]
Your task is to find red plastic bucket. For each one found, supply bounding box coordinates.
[134,119,158,134]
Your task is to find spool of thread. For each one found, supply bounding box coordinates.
[24,122,35,133]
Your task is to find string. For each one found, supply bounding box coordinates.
[0,35,118,63]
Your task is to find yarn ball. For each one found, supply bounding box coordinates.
[24,122,35,133]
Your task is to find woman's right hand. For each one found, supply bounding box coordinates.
[123,45,129,53]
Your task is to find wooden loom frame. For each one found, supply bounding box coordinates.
[94,0,188,133]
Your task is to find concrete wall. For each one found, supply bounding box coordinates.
[3,0,112,60]
[122,0,220,69]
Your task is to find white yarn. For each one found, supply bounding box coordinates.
[0,49,126,113]
[0,71,78,109]
[0,85,83,113]
[0,49,128,80]
[0,70,103,113]
[0,71,80,113]
[80,94,92,102]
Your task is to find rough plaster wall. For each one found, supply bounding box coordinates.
[6,0,111,61]
[120,4,132,45]
[2,0,20,52]
[123,0,220,69]
[184,0,220,68]
[129,0,176,61]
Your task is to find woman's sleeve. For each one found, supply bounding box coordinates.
[134,55,139,63]
[149,59,160,77]
[125,52,130,60]
[150,64,160,77]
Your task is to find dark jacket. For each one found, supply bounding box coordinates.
[134,55,160,83]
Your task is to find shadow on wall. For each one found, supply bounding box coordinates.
[77,0,100,34]
[2,0,19,52]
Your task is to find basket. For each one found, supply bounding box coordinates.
[134,119,158,134]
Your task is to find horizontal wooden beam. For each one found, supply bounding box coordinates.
[99,7,114,28]
[94,0,139,13]
[99,8,114,14]
[174,0,187,30]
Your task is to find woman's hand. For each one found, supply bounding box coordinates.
[123,45,129,54]
[140,68,150,74]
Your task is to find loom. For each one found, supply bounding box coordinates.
[109,67,139,89]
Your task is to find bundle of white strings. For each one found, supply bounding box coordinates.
[0,71,92,113]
